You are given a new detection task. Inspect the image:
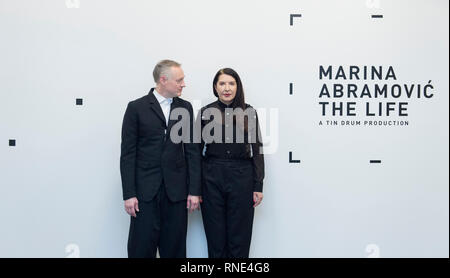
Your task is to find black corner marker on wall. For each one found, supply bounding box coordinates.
[289,83,293,95]
[371,15,383,18]
[290,14,302,26]
[9,139,16,146]
[289,151,301,163]
[370,160,382,164]
[76,98,83,105]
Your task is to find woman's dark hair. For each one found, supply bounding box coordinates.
[212,68,246,110]
[212,68,252,133]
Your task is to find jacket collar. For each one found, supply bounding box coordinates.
[148,88,167,127]
[147,88,180,129]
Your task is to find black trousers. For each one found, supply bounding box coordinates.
[201,158,255,258]
[127,182,187,258]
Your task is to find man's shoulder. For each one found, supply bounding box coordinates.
[174,97,193,108]
[127,94,149,107]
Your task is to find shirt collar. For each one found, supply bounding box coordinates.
[217,99,234,109]
[154,88,173,105]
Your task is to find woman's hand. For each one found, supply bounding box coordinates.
[253,192,263,208]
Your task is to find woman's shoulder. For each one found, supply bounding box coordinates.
[201,100,219,111]
[245,103,258,111]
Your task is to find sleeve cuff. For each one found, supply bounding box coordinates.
[253,182,263,193]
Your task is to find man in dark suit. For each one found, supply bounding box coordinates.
[120,60,201,258]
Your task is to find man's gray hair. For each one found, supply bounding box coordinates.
[153,59,181,83]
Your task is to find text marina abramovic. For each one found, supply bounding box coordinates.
[318,65,434,117]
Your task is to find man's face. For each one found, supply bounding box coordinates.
[161,66,185,98]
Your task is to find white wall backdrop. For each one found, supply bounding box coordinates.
[0,0,448,258]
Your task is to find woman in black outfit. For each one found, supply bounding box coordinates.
[200,68,265,258]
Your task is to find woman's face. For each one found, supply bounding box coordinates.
[215,74,237,105]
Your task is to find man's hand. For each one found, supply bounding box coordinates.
[187,195,201,213]
[124,197,139,218]
[253,192,263,208]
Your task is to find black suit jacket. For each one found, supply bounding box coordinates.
[120,88,201,202]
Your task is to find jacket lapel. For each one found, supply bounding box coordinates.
[147,88,167,127]
[166,97,179,140]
